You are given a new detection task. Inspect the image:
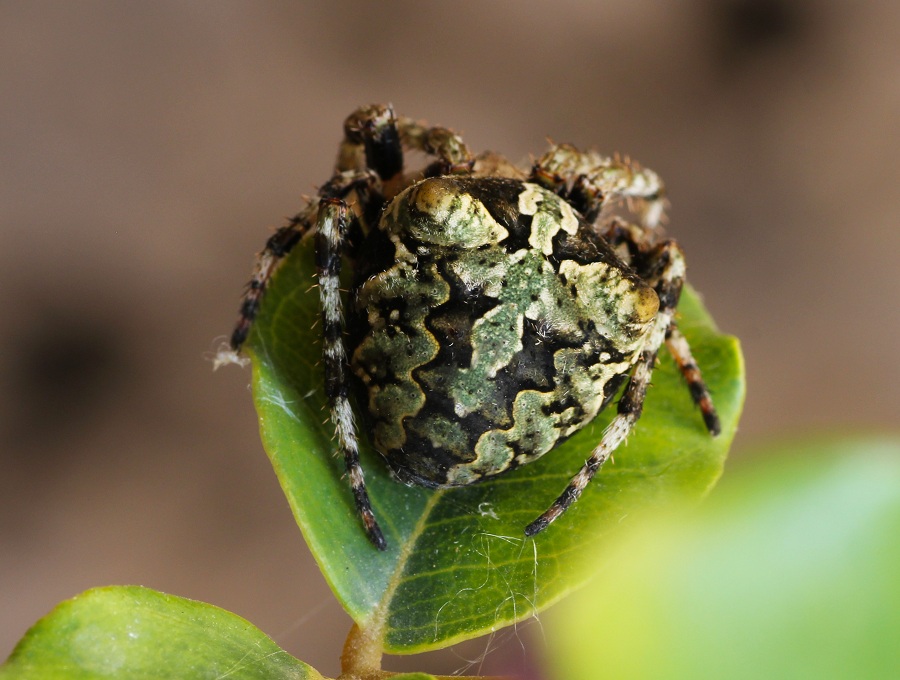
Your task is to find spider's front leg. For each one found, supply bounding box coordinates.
[340,104,404,185]
[339,104,474,195]
[395,114,473,176]
[525,239,700,536]
[316,194,387,551]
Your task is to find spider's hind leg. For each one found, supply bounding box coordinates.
[639,240,721,438]
[525,240,700,536]
[666,324,721,436]
[230,202,318,351]
[316,194,387,551]
[600,221,720,435]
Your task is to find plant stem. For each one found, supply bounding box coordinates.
[339,622,385,679]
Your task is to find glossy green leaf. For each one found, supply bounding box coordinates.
[0,586,322,680]
[545,438,900,679]
[246,236,744,653]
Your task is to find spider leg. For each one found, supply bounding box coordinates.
[638,239,721,438]
[666,324,721,436]
[587,218,721,437]
[340,104,404,182]
[596,216,659,263]
[529,144,667,229]
[395,114,473,174]
[230,167,379,353]
[524,240,687,537]
[230,201,318,351]
[339,104,474,199]
[231,164,386,549]
[316,195,387,551]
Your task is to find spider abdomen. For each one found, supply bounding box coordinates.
[350,176,658,487]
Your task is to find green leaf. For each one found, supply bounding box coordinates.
[0,586,322,680]
[545,438,900,680]
[246,236,744,653]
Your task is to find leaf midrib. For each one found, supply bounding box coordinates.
[364,491,445,642]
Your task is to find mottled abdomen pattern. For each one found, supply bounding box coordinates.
[349,176,659,487]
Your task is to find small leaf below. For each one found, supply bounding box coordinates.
[1,586,322,680]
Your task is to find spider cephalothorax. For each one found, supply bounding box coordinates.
[231,104,720,550]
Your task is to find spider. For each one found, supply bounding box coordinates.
[230,104,720,551]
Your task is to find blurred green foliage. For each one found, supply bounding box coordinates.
[546,438,900,679]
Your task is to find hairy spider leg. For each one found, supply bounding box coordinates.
[340,104,404,182]
[395,114,473,174]
[229,168,388,549]
[232,105,423,354]
[665,324,721,435]
[530,144,667,229]
[524,239,689,536]
[230,201,319,350]
[339,104,474,199]
[600,220,721,435]
[316,195,387,551]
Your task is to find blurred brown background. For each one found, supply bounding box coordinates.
[2,1,898,677]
